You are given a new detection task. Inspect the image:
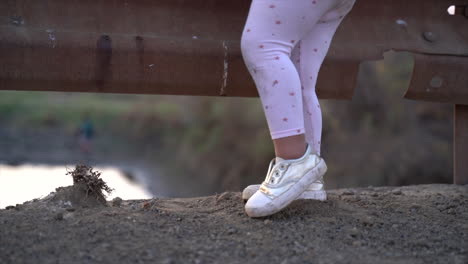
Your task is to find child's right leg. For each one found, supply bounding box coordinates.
[240,0,355,217]
[241,15,353,203]
[242,0,355,208]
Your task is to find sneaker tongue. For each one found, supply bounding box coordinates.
[275,157,284,164]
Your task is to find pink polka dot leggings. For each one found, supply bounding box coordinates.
[240,0,355,156]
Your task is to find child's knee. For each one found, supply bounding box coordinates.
[240,33,261,65]
[241,33,294,70]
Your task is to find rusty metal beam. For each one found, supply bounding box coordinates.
[404,53,468,105]
[0,0,467,100]
[454,105,468,185]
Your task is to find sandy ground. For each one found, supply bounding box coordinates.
[0,184,467,264]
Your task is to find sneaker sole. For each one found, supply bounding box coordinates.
[242,188,327,202]
[245,158,327,218]
[298,189,327,201]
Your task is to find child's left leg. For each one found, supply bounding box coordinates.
[240,0,356,217]
[240,0,338,217]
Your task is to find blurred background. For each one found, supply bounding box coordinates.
[0,51,453,206]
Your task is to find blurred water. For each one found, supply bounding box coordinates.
[0,164,152,209]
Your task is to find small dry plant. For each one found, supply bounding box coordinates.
[66,164,113,200]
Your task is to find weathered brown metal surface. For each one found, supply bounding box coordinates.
[0,0,467,100]
[454,105,468,185]
[404,54,468,105]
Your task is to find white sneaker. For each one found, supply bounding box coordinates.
[244,144,327,218]
[242,177,326,202]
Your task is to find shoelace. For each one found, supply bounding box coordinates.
[264,158,289,185]
[263,158,275,184]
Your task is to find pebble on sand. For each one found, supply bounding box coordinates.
[112,197,123,207]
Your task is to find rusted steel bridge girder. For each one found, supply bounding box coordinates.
[1,0,467,184]
[1,0,467,100]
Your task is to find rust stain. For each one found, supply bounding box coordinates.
[95,35,112,87]
[135,36,145,79]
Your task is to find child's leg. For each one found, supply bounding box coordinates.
[240,0,337,148]
[291,16,351,157]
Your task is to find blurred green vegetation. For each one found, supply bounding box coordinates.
[0,92,136,129]
[0,51,453,196]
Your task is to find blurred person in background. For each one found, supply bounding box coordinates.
[76,113,95,155]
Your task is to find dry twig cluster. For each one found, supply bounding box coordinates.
[66,164,113,199]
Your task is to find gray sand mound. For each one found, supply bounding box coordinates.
[1,184,467,264]
[44,183,108,208]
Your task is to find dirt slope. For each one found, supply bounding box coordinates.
[1,184,467,264]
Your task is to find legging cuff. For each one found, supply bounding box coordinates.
[271,127,305,140]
